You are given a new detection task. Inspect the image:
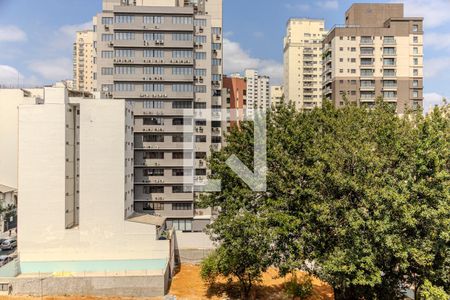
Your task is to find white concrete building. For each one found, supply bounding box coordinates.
[270,85,284,108]
[244,69,270,117]
[18,86,170,263]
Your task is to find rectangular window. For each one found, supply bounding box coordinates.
[195,169,207,176]
[115,32,135,40]
[101,67,114,75]
[115,49,135,57]
[383,58,396,66]
[383,91,397,99]
[114,66,135,74]
[413,25,419,32]
[172,169,192,176]
[195,36,207,43]
[144,168,164,176]
[360,47,374,55]
[384,36,396,44]
[212,43,222,50]
[172,50,193,58]
[413,36,419,43]
[144,32,165,41]
[172,84,193,92]
[195,135,207,143]
[172,134,192,143]
[195,152,207,159]
[413,58,419,65]
[195,52,207,60]
[172,186,193,193]
[144,152,164,159]
[144,15,164,24]
[172,101,192,109]
[194,19,207,26]
[143,100,164,109]
[143,202,164,211]
[143,84,164,92]
[195,102,207,109]
[194,85,207,93]
[360,36,373,44]
[114,83,135,91]
[212,74,221,81]
[101,34,113,41]
[383,47,396,55]
[144,49,164,58]
[102,17,113,25]
[172,203,192,211]
[143,117,164,125]
[412,80,419,88]
[143,134,164,142]
[172,152,192,159]
[212,59,222,66]
[413,47,419,55]
[172,16,192,24]
[212,136,222,144]
[171,219,192,231]
[115,15,134,23]
[413,69,419,76]
[173,118,192,126]
[383,69,396,77]
[172,33,193,41]
[144,186,164,194]
[194,69,207,76]
[413,90,419,98]
[212,27,221,35]
[172,67,193,75]
[101,51,114,58]
[144,67,164,75]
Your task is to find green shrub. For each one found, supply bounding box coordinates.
[285,274,314,300]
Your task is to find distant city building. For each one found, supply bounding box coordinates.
[270,85,284,108]
[0,184,17,233]
[73,30,95,92]
[92,0,223,231]
[244,69,270,117]
[222,74,246,131]
[323,3,424,113]
[284,19,326,111]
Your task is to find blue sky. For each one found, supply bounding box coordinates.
[0,0,449,109]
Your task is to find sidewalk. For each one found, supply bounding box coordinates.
[0,229,16,240]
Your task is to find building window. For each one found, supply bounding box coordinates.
[195,169,207,176]
[143,100,164,109]
[143,117,164,126]
[101,34,113,41]
[172,50,193,58]
[172,67,193,75]
[195,152,207,159]
[194,19,207,26]
[212,27,222,35]
[172,84,193,92]
[144,32,164,41]
[195,135,207,143]
[115,49,135,57]
[413,47,419,55]
[171,219,192,231]
[212,43,222,50]
[195,52,207,60]
[143,202,164,211]
[413,69,419,76]
[413,58,419,65]
[194,69,207,76]
[212,59,222,66]
[143,186,164,194]
[172,203,192,211]
[173,118,192,126]
[172,152,192,159]
[172,101,192,109]
[144,49,164,58]
[144,67,164,75]
[102,17,113,25]
[413,25,419,32]
[172,169,192,176]
[143,134,164,142]
[195,36,207,44]
[143,84,164,92]
[172,16,192,24]
[144,15,164,24]
[212,136,222,143]
[413,36,419,43]
[172,134,192,143]
[413,80,419,87]
[144,169,164,176]
[172,33,193,41]
[413,90,419,98]
[194,85,207,93]
[115,15,135,23]
[101,68,113,75]
[115,32,135,40]
[114,83,135,91]
[101,51,114,58]
[144,152,164,159]
[115,66,136,74]
[172,186,193,193]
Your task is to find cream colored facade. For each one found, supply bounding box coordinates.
[283,19,326,111]
[244,69,270,117]
[18,86,169,263]
[323,4,424,113]
[270,85,284,108]
[73,30,95,92]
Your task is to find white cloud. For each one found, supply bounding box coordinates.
[223,38,283,84]
[424,57,450,78]
[399,0,450,28]
[423,92,448,113]
[425,32,450,51]
[0,25,27,42]
[285,3,311,11]
[316,0,338,10]
[0,65,22,86]
[28,58,73,81]
[51,21,92,50]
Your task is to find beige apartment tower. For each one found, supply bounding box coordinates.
[323,3,424,113]
[73,30,95,92]
[283,19,326,111]
[93,0,223,231]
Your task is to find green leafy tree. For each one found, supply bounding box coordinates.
[201,101,450,299]
[419,280,449,300]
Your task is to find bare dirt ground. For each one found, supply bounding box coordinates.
[0,264,334,300]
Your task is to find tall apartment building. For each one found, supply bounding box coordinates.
[323,4,424,113]
[283,19,327,111]
[93,0,223,231]
[270,85,284,108]
[73,30,95,92]
[244,69,270,117]
[222,74,246,131]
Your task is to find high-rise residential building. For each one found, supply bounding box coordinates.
[244,69,270,117]
[284,19,327,111]
[323,3,424,113]
[73,30,95,92]
[93,0,223,231]
[222,74,246,131]
[270,85,284,108]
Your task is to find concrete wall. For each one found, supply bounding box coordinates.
[174,231,215,264]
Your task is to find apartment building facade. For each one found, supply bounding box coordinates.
[93,0,223,231]
[323,4,424,113]
[283,19,326,111]
[270,85,284,108]
[244,69,270,117]
[222,74,246,131]
[73,30,95,92]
